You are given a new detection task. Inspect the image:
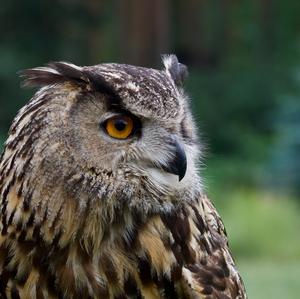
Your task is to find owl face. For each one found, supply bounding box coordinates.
[16,56,201,213]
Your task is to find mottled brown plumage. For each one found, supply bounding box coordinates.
[0,55,247,298]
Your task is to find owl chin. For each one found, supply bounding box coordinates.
[145,167,191,191]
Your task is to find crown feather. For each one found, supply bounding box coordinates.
[19,62,122,102]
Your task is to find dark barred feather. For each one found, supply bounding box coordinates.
[0,58,246,298]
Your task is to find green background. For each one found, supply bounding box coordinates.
[1,1,300,297]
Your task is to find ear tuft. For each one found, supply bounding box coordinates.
[18,62,88,88]
[162,54,188,86]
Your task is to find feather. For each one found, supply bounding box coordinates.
[0,58,247,298]
[162,54,188,86]
[18,62,88,88]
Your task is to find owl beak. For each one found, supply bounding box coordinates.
[162,138,187,181]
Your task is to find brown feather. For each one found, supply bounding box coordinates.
[0,58,247,298]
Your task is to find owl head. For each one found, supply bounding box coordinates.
[4,55,201,221]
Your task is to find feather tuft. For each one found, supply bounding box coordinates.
[162,54,188,86]
[18,62,88,88]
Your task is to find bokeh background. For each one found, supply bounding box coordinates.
[1,1,300,297]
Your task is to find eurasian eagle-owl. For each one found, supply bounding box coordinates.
[0,55,246,298]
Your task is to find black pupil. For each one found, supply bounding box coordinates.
[114,119,127,131]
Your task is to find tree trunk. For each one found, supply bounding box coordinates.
[117,0,170,67]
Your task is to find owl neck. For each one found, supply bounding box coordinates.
[2,140,199,253]
[24,172,198,254]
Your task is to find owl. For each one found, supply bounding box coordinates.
[0,55,247,299]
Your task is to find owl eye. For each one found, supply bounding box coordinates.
[104,115,134,139]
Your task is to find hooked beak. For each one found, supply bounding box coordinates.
[162,138,187,181]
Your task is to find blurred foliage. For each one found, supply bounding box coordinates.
[239,260,300,299]
[216,190,300,260]
[267,94,300,196]
[212,189,300,298]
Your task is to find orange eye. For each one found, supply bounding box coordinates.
[105,115,134,139]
